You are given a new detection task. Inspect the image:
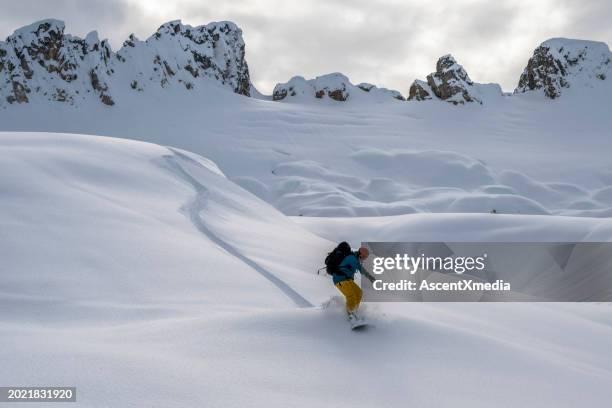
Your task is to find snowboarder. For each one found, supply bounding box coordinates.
[325,242,374,324]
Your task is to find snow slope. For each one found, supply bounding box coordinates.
[1,77,611,218]
[0,132,330,308]
[2,132,612,407]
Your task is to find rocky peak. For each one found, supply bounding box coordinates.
[117,20,250,96]
[133,20,250,95]
[0,19,251,107]
[408,54,501,105]
[8,19,65,61]
[427,54,479,104]
[435,54,473,84]
[1,19,115,105]
[515,38,611,98]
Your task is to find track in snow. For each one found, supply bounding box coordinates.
[163,147,314,308]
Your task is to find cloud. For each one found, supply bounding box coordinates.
[0,0,610,94]
[0,0,131,40]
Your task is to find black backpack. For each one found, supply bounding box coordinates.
[324,242,352,276]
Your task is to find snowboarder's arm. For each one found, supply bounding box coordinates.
[360,268,376,283]
[357,261,376,283]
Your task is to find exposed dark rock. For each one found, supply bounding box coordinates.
[273,87,288,101]
[327,88,346,101]
[100,94,114,106]
[515,38,611,98]
[6,80,29,103]
[407,80,432,101]
[357,83,374,92]
[425,55,480,104]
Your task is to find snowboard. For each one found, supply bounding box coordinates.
[350,317,373,330]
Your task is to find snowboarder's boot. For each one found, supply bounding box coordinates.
[348,311,363,324]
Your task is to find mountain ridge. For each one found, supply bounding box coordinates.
[1,19,610,107]
[0,18,250,107]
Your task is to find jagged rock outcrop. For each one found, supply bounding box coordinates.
[408,54,502,105]
[272,73,404,103]
[407,80,432,101]
[0,19,251,106]
[427,55,478,103]
[117,20,250,96]
[0,20,115,105]
[273,73,349,101]
[514,38,611,98]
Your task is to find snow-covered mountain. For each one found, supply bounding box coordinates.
[0,19,250,107]
[272,72,405,103]
[515,38,611,98]
[408,54,503,104]
[2,20,610,107]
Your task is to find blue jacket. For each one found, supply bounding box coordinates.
[333,252,362,285]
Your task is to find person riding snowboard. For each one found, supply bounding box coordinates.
[325,242,374,323]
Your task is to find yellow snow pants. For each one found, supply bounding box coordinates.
[335,279,362,312]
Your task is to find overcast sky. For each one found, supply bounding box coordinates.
[1,0,610,93]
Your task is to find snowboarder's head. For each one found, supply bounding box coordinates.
[358,247,369,261]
